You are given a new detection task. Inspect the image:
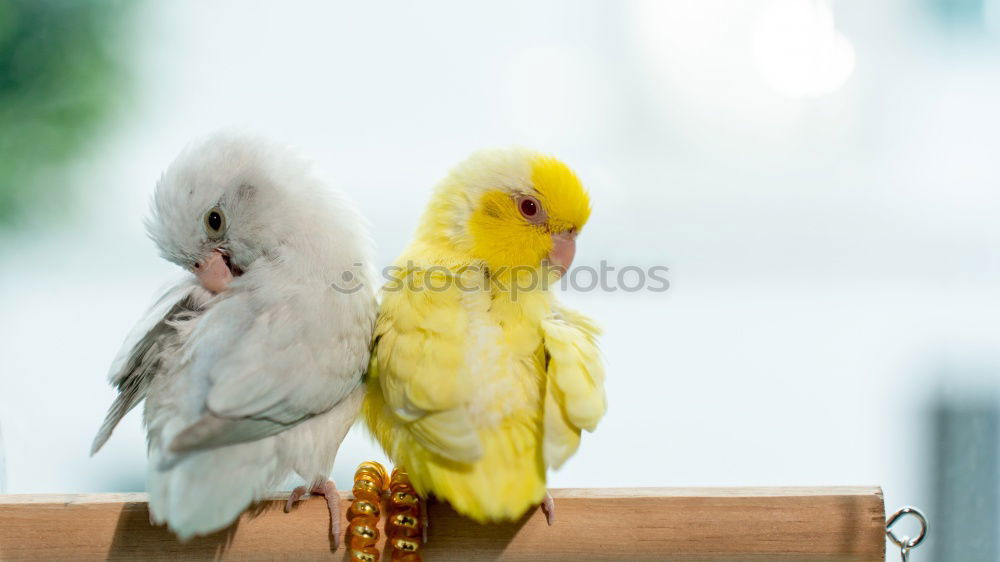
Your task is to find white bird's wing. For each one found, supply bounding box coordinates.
[91,280,209,455]
[167,288,369,453]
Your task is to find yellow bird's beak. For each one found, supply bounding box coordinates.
[547,230,577,277]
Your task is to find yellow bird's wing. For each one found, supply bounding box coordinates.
[367,264,484,464]
[541,303,606,469]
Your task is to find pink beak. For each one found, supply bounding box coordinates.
[193,249,233,293]
[548,231,577,277]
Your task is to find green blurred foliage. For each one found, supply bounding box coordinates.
[0,0,132,228]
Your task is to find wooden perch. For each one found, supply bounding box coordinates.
[0,487,884,561]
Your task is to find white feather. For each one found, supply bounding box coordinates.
[94,132,376,540]
[420,147,535,244]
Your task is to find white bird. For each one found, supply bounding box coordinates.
[91,132,376,543]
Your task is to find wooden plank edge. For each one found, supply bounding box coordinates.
[0,486,886,561]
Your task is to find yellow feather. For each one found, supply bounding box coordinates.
[363,148,605,522]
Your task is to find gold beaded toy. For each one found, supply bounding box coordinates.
[346,462,425,561]
[347,461,389,562]
[386,467,424,562]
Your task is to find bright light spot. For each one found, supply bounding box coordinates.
[753,0,856,99]
[630,0,810,140]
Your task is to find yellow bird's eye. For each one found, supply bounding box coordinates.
[515,195,546,224]
[204,207,226,237]
[520,198,537,217]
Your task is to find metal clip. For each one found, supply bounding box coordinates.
[886,506,928,562]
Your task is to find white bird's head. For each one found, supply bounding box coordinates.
[146,132,369,294]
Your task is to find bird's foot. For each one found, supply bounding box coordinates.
[421,496,429,544]
[541,491,555,526]
[285,479,341,549]
[316,480,341,547]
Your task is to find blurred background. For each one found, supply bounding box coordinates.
[0,0,998,558]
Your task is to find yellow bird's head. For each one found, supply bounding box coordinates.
[417,147,591,275]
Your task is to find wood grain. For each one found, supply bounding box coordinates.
[0,487,885,561]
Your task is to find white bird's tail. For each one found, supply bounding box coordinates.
[147,439,284,541]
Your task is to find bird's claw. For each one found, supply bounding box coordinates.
[284,480,341,549]
[541,491,555,526]
[421,496,429,543]
[317,480,341,549]
[284,485,308,513]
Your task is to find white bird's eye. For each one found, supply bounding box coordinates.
[204,207,226,237]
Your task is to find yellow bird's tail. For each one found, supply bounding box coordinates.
[411,418,546,523]
[365,385,547,523]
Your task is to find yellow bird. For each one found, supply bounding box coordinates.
[363,148,606,524]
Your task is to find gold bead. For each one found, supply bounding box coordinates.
[391,513,419,529]
[356,461,389,486]
[350,524,377,540]
[390,491,419,508]
[350,547,379,562]
[353,478,380,496]
[391,537,421,553]
[349,500,379,517]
